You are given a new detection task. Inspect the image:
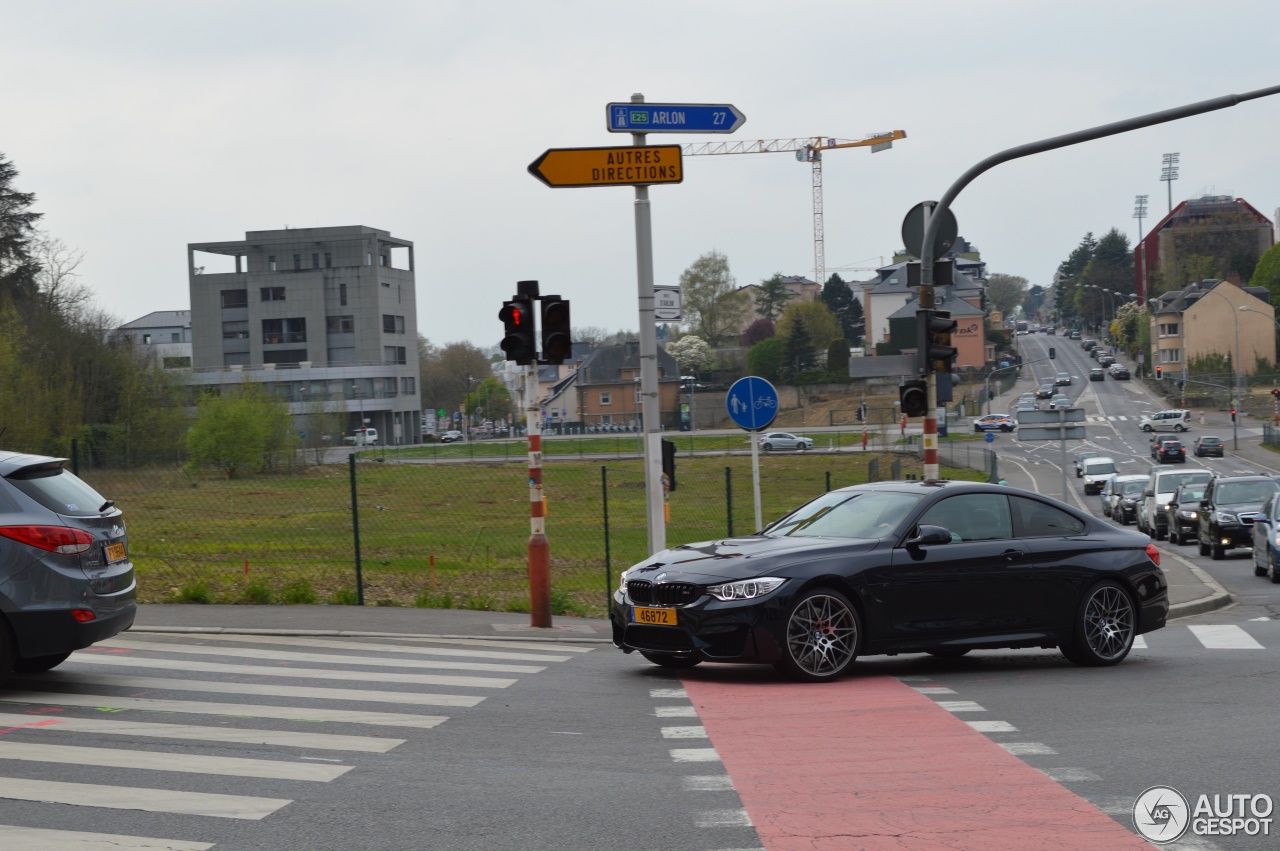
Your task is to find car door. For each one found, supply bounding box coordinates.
[890,494,1032,643]
[1253,494,1275,567]
[1007,496,1093,629]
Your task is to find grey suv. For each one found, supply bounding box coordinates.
[0,451,136,678]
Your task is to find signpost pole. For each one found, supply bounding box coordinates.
[750,434,762,531]
[525,362,551,627]
[1060,407,1068,501]
[631,93,666,556]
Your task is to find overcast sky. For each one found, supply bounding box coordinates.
[6,1,1279,350]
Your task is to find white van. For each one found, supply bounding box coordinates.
[344,427,379,445]
[1139,409,1192,433]
[1081,457,1118,495]
[1138,467,1212,539]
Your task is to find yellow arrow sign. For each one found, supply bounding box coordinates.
[528,145,683,188]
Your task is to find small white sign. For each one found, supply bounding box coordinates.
[654,286,682,321]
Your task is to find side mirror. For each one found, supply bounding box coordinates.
[907,525,952,547]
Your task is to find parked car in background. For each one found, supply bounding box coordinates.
[1097,354,1116,368]
[343,427,378,445]
[1194,435,1225,457]
[1069,330,1082,339]
[1090,367,1106,381]
[1166,484,1208,545]
[1082,339,1097,351]
[439,430,464,443]
[612,481,1168,679]
[759,432,814,451]
[1108,475,1152,525]
[1250,492,1280,582]
[0,450,137,679]
[1139,468,1213,540]
[973,414,1015,433]
[1109,365,1131,380]
[1198,475,1280,560]
[1082,457,1118,495]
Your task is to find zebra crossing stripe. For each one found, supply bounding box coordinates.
[0,741,351,781]
[1132,636,1148,649]
[0,690,447,729]
[120,633,572,663]
[1188,624,1264,649]
[69,653,517,688]
[0,776,291,819]
[100,639,545,674]
[0,824,214,850]
[0,711,403,752]
[25,672,485,708]
[375,636,594,653]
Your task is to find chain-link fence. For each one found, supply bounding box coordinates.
[72,439,990,617]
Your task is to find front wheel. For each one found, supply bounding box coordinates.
[1212,542,1225,560]
[1061,580,1136,666]
[1143,424,1153,432]
[763,444,773,452]
[639,651,701,669]
[1199,537,1211,556]
[1175,425,1186,432]
[799,443,809,451]
[777,588,861,682]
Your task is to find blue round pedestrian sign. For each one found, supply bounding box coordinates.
[726,376,779,431]
[985,432,995,443]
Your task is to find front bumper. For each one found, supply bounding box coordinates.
[1211,524,1253,549]
[611,593,786,664]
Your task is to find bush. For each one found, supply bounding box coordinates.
[241,580,273,604]
[550,588,589,617]
[413,590,454,609]
[328,587,360,605]
[280,579,318,605]
[171,581,213,604]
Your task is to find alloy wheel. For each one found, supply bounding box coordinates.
[783,591,859,681]
[1080,584,1135,663]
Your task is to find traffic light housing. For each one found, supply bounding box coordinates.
[498,296,537,365]
[540,296,573,364]
[1049,347,1056,360]
[1231,407,1238,423]
[1155,365,1163,380]
[900,379,928,418]
[917,309,958,374]
[1271,388,1279,399]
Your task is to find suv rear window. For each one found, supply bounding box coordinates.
[6,463,111,517]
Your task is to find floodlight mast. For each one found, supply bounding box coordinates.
[915,84,1280,483]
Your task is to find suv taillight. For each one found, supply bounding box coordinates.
[1145,543,1161,566]
[0,525,94,554]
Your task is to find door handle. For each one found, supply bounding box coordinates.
[1001,549,1024,560]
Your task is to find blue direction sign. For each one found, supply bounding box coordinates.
[726,376,779,431]
[607,102,746,134]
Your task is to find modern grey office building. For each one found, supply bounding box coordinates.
[186,226,421,445]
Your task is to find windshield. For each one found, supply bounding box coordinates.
[1121,481,1147,496]
[765,490,922,539]
[1157,471,1212,492]
[1085,462,1116,475]
[1216,481,1280,505]
[1177,488,1206,504]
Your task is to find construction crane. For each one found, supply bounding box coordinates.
[681,131,906,290]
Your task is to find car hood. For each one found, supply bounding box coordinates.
[623,535,882,584]
[1216,501,1268,514]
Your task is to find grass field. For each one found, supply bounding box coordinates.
[80,450,985,617]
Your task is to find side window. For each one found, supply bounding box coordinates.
[918,494,1012,542]
[1010,497,1085,537]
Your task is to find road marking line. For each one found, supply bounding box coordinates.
[0,690,447,729]
[115,633,572,663]
[1188,624,1264,649]
[377,636,594,653]
[69,653,516,688]
[0,824,214,850]
[695,809,752,828]
[661,726,708,739]
[0,711,402,752]
[655,706,698,717]
[1043,767,1103,781]
[967,721,1018,732]
[650,688,688,698]
[683,775,735,791]
[670,748,720,762]
[1000,742,1058,755]
[936,700,985,712]
[0,777,290,820]
[100,640,543,674]
[25,672,483,708]
[1133,635,1148,649]
[912,686,956,694]
[0,741,350,781]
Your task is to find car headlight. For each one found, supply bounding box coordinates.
[1215,511,1238,524]
[1164,503,1175,511]
[1178,510,1197,520]
[706,577,787,602]
[616,571,631,601]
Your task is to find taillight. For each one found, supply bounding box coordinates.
[71,609,97,622]
[0,525,94,554]
[1145,543,1161,566]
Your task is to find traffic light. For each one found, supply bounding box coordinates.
[540,296,573,364]
[916,309,958,374]
[1271,388,1279,399]
[899,379,928,417]
[1049,347,1056,360]
[1155,365,1163,380]
[1231,407,1238,423]
[498,296,537,365]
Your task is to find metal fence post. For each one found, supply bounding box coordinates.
[825,470,831,492]
[70,438,79,476]
[602,465,611,611]
[725,466,733,537]
[348,454,364,605]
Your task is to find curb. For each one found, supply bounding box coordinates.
[130,626,612,644]
[1167,591,1233,620]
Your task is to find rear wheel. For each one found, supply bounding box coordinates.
[763,444,773,452]
[639,652,701,669]
[777,588,860,682]
[13,651,72,673]
[1061,580,1136,666]
[1175,425,1186,432]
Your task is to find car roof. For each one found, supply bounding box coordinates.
[1083,456,1115,464]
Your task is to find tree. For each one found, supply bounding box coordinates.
[679,251,748,346]
[0,153,42,303]
[780,316,817,379]
[186,384,296,478]
[826,339,850,377]
[986,274,1029,317]
[420,340,492,415]
[741,317,775,348]
[846,297,864,346]
[1055,232,1097,325]
[776,299,840,353]
[754,274,791,320]
[665,334,713,376]
[1072,228,1133,324]
[465,376,513,422]
[821,274,862,343]
[1249,242,1280,304]
[745,337,784,382]
[1024,285,1045,318]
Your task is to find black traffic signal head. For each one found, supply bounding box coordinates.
[498,296,537,364]
[1049,347,1056,360]
[1272,388,1279,398]
[540,296,572,365]
[1155,365,1163,380]
[916,309,958,374]
[900,379,928,417]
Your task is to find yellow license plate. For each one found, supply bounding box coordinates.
[632,606,677,626]
[104,542,127,563]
